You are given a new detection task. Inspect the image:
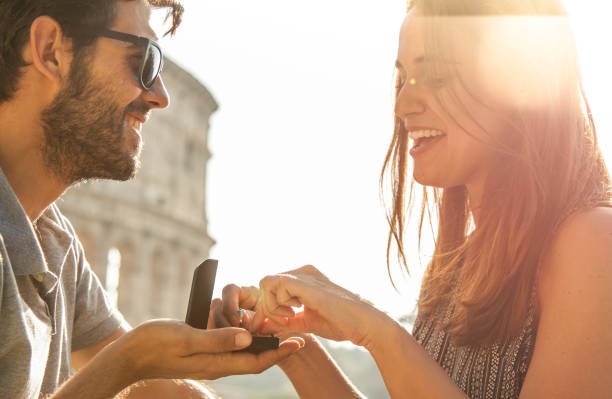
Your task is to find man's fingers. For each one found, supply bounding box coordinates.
[232,338,304,374]
[184,327,252,354]
[186,338,304,380]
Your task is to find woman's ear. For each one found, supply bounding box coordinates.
[26,16,72,88]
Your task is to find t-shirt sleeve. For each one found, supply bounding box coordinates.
[70,239,125,352]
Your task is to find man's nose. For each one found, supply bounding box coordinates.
[142,75,170,109]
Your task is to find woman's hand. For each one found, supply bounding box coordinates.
[210,284,299,339]
[211,280,370,399]
[250,265,386,347]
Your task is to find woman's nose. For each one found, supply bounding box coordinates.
[395,84,426,119]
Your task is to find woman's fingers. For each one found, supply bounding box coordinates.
[250,274,296,332]
[283,297,303,307]
[211,337,304,378]
[270,305,295,318]
[238,286,260,310]
[248,266,329,333]
[250,297,269,333]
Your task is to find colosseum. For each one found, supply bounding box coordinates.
[58,58,217,326]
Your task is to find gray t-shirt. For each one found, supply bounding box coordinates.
[0,169,124,398]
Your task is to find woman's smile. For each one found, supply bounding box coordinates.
[409,130,447,156]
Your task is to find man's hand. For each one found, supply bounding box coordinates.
[51,319,303,399]
[115,319,303,381]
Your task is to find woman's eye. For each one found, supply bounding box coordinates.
[426,77,448,89]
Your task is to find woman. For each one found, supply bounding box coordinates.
[212,0,612,397]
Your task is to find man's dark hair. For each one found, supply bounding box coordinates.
[0,0,183,104]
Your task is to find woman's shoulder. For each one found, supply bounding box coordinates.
[538,205,612,307]
[548,205,612,256]
[522,208,612,397]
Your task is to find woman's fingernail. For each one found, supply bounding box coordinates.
[235,332,251,347]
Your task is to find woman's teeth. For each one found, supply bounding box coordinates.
[409,129,446,151]
[408,129,445,140]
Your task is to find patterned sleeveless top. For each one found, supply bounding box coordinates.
[412,289,538,399]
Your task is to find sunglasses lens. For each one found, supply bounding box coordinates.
[142,45,161,89]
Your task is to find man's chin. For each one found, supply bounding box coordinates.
[67,155,140,184]
[103,156,140,182]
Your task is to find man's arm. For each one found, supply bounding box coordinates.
[71,323,126,371]
[71,323,217,398]
[57,319,303,399]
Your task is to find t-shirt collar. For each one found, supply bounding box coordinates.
[0,168,70,276]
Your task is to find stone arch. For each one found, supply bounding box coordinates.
[149,246,168,318]
[75,228,104,280]
[75,228,94,261]
[105,247,121,308]
[174,255,193,320]
[75,226,108,288]
[114,238,141,325]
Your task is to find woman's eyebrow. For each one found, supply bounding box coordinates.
[395,56,427,70]
[415,56,460,66]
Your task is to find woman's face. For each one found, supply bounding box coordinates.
[395,11,500,198]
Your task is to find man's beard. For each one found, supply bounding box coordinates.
[40,52,150,185]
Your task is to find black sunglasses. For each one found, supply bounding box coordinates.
[97,29,163,90]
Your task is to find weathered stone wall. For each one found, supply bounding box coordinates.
[58,58,217,325]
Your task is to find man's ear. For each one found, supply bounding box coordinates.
[27,16,72,87]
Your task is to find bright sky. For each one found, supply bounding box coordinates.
[157,0,612,319]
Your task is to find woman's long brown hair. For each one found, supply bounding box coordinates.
[382,0,612,345]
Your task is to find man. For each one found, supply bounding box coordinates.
[0,0,303,398]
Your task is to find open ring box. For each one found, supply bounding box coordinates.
[185,259,280,354]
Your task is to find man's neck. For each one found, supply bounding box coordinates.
[0,104,68,223]
[2,161,67,222]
